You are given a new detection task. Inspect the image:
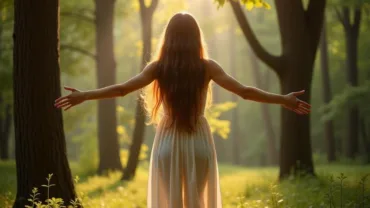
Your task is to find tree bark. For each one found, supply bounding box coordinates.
[230,0,326,179]
[320,19,336,162]
[12,0,77,206]
[123,0,158,180]
[95,0,123,174]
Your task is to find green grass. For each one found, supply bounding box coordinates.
[1,161,369,207]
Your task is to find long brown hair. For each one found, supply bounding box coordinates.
[143,12,211,133]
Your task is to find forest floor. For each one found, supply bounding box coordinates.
[0,161,369,208]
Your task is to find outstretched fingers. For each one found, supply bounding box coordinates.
[297,105,310,114]
[283,105,309,115]
[55,98,70,106]
[298,100,311,109]
[55,95,69,104]
[56,102,71,109]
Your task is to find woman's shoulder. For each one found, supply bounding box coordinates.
[203,59,223,76]
[203,58,222,69]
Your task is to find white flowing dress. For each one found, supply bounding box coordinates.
[147,89,222,208]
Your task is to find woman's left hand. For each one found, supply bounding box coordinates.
[54,86,85,111]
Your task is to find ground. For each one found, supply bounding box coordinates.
[0,161,369,208]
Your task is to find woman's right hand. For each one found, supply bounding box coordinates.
[281,90,311,115]
[54,86,86,111]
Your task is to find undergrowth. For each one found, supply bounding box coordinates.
[0,163,369,208]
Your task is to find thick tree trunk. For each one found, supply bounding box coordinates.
[12,0,77,206]
[95,0,123,174]
[123,0,157,180]
[277,4,317,177]
[249,51,278,165]
[320,20,336,162]
[279,63,315,178]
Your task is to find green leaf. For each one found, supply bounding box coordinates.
[214,0,271,10]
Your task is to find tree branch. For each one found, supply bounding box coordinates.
[335,7,345,25]
[60,44,96,60]
[305,0,326,58]
[305,0,326,44]
[229,0,282,74]
[342,6,351,28]
[353,7,362,30]
[148,0,159,14]
[60,11,95,23]
[138,0,146,10]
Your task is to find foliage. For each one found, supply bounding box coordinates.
[206,102,237,139]
[320,81,370,121]
[116,105,149,166]
[214,0,271,10]
[24,174,82,208]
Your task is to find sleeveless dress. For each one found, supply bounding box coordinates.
[147,87,223,208]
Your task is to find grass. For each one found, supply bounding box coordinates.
[0,161,369,207]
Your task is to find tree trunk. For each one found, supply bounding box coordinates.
[229,20,240,165]
[95,0,123,174]
[320,20,336,162]
[13,0,77,206]
[123,0,158,180]
[344,9,360,159]
[230,0,325,179]
[359,117,370,163]
[336,6,361,159]
[279,64,315,177]
[249,51,278,165]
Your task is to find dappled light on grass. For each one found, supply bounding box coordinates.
[76,169,148,208]
[0,162,370,207]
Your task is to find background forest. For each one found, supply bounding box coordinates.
[1,0,370,207]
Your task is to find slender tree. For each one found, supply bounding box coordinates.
[228,19,241,165]
[0,96,11,160]
[320,18,336,162]
[360,117,370,163]
[95,0,123,173]
[12,0,77,206]
[335,6,362,159]
[0,2,12,160]
[249,51,278,165]
[123,0,158,180]
[228,0,326,179]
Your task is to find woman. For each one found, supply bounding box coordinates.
[55,12,310,208]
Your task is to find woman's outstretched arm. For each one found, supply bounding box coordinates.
[55,62,157,110]
[207,59,311,115]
